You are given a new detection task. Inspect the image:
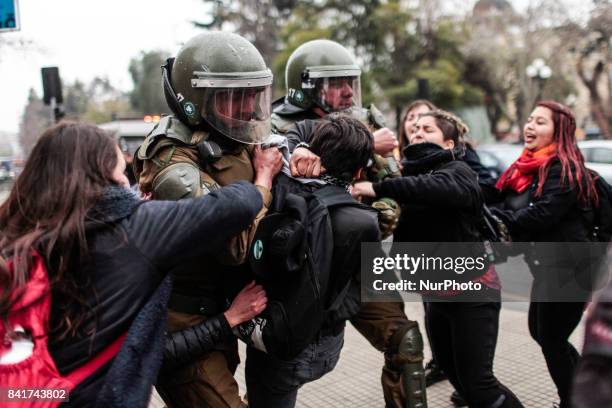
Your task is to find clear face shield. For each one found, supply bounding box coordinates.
[194,71,273,144]
[314,76,362,113]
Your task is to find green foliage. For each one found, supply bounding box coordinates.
[273,7,331,95]
[128,50,171,115]
[269,0,481,121]
[63,80,89,117]
[196,0,488,122]
[414,59,484,109]
[194,0,299,66]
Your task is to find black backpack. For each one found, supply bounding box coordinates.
[244,178,369,359]
[590,171,612,243]
[477,204,513,264]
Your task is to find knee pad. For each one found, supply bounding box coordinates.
[387,324,424,366]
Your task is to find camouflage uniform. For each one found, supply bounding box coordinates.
[134,32,274,408]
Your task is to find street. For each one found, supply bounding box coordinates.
[149,302,584,408]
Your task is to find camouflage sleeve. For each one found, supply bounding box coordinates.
[138,144,203,199]
[360,155,402,239]
[371,198,401,240]
[139,143,272,265]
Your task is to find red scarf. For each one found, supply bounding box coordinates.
[496,144,557,193]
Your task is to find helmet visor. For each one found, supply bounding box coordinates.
[314,76,362,113]
[202,85,272,144]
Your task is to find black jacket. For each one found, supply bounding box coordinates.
[374,143,483,243]
[49,182,262,406]
[285,119,320,152]
[161,312,233,373]
[464,143,499,204]
[491,159,593,243]
[325,202,381,326]
[491,159,597,297]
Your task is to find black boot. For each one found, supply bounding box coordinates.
[424,359,447,387]
[450,390,467,407]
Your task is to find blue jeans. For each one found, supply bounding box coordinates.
[245,330,344,408]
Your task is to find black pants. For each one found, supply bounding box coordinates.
[528,301,584,408]
[427,301,523,408]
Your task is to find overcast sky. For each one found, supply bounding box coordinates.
[0,0,591,134]
[0,0,203,133]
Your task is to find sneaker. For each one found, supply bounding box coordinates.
[450,391,467,407]
[424,359,447,387]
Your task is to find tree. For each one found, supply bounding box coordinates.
[18,76,131,156]
[463,0,580,135]
[128,50,171,115]
[63,80,90,119]
[18,89,50,155]
[194,0,299,66]
[273,0,482,129]
[573,0,611,138]
[81,77,130,123]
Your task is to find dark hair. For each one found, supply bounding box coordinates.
[418,109,469,155]
[533,100,596,204]
[398,99,437,149]
[0,122,119,341]
[310,114,373,181]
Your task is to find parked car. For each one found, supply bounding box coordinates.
[579,140,612,183]
[476,144,523,180]
[584,128,602,140]
[0,157,15,182]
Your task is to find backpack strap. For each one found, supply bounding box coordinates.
[311,185,371,211]
[65,332,127,387]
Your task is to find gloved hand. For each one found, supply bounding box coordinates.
[372,198,401,239]
[368,154,402,182]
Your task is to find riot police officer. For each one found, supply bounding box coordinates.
[134,32,282,408]
[270,39,427,408]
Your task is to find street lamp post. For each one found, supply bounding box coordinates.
[526,58,552,102]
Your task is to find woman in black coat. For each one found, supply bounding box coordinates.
[353,110,523,408]
[491,101,598,408]
[0,122,279,406]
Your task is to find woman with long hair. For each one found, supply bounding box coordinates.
[397,99,437,154]
[352,110,523,408]
[492,101,598,408]
[0,122,276,406]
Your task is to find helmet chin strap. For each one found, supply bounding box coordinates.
[162,58,192,126]
[201,120,243,152]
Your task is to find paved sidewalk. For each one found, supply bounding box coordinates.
[150,302,584,408]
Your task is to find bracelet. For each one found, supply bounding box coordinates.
[295,142,310,150]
